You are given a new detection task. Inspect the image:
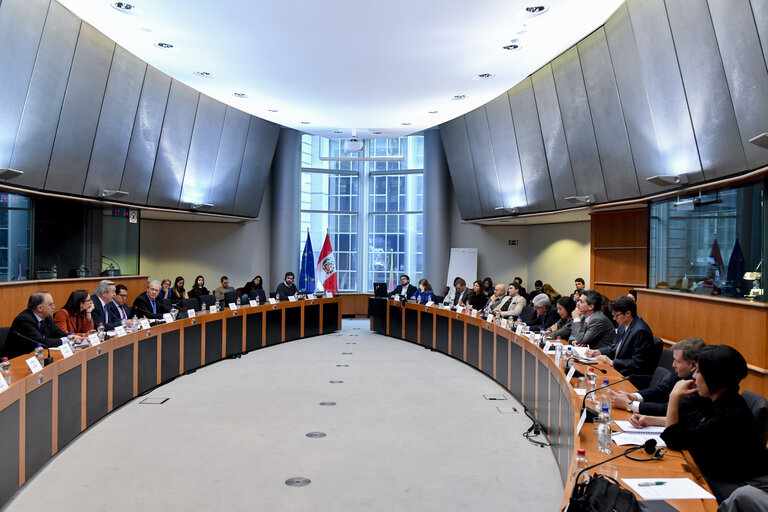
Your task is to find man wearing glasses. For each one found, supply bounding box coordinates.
[586,296,661,388]
[106,284,135,329]
[4,292,83,359]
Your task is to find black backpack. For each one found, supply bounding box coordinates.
[567,474,642,512]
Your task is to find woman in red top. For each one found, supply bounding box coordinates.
[54,289,95,335]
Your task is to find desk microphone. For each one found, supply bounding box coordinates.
[581,373,654,422]
[565,357,608,376]
[13,331,54,366]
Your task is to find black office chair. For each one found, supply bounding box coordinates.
[0,326,9,356]
[269,292,276,299]
[199,294,216,308]
[179,297,200,312]
[519,305,536,325]
[647,366,673,390]
[224,291,240,304]
[657,342,675,373]
[432,295,443,304]
[742,391,768,445]
[158,298,172,311]
[248,289,267,303]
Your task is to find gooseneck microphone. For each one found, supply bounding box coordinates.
[570,440,658,501]
[13,331,55,366]
[580,376,630,423]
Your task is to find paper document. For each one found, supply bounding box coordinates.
[612,433,666,447]
[615,420,664,434]
[622,478,715,500]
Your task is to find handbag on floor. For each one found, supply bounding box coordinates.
[567,474,641,512]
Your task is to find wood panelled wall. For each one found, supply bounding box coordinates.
[591,208,648,299]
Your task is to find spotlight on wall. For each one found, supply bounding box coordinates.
[495,206,520,215]
[98,188,130,199]
[646,174,689,186]
[0,168,24,181]
[564,195,595,205]
[191,203,214,210]
[749,133,768,149]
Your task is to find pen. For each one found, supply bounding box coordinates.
[638,481,666,487]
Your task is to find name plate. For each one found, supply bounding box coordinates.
[60,343,74,358]
[26,356,43,374]
[209,305,219,313]
[249,300,258,307]
[576,409,587,436]
[393,294,400,301]
[187,309,196,318]
[515,325,524,335]
[470,310,478,318]
[543,341,552,352]
[325,291,333,298]
[288,295,298,302]
[268,298,277,305]
[566,364,577,382]
[0,376,8,392]
[486,314,494,322]
[425,300,434,307]
[88,333,101,346]
[228,303,237,311]
[115,326,127,337]
[501,319,508,329]
[163,313,174,323]
[140,319,151,330]
[455,306,465,314]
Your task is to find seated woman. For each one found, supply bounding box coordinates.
[541,283,561,303]
[54,289,95,335]
[187,275,210,299]
[410,279,435,303]
[170,276,186,303]
[545,296,576,339]
[658,345,768,502]
[499,282,526,318]
[466,281,490,310]
[241,275,267,304]
[159,278,173,300]
[481,277,494,297]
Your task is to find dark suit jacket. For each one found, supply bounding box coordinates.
[388,284,417,299]
[636,370,690,416]
[452,288,468,306]
[530,306,560,331]
[569,310,615,349]
[131,292,170,320]
[599,316,660,387]
[106,301,131,327]
[4,310,66,359]
[90,294,110,329]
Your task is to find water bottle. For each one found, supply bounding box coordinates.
[1,357,11,384]
[97,323,106,342]
[276,293,280,302]
[554,344,564,367]
[236,297,241,308]
[255,296,260,306]
[565,346,574,366]
[597,406,613,454]
[67,332,76,348]
[586,368,597,404]
[598,378,611,410]
[572,449,589,487]
[35,344,44,366]
[131,315,139,332]
[201,301,207,313]
[171,307,178,320]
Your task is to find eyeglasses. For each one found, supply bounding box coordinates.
[118,294,128,298]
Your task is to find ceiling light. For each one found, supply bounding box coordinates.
[333,130,343,134]
[401,122,411,126]
[154,42,174,49]
[232,92,247,98]
[194,71,211,77]
[98,188,130,199]
[475,73,495,79]
[110,1,137,13]
[646,174,689,186]
[0,168,24,180]
[503,40,522,51]
[565,195,595,205]
[749,133,768,149]
[428,111,438,114]
[452,94,467,100]
[301,121,310,125]
[372,131,382,135]
[524,5,549,17]
[268,109,278,113]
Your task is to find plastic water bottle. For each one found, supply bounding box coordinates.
[35,344,44,365]
[554,344,564,367]
[170,307,178,320]
[97,323,106,342]
[566,346,574,365]
[236,297,241,308]
[597,406,613,454]
[1,357,11,384]
[255,296,260,306]
[598,378,611,410]
[572,449,589,487]
[201,301,207,313]
[131,315,139,332]
[586,368,597,404]
[276,293,280,302]
[67,332,76,348]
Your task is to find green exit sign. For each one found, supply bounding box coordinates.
[508,240,518,246]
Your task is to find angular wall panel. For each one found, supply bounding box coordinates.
[484,93,527,210]
[439,117,483,219]
[209,106,250,215]
[232,117,280,217]
[83,46,146,196]
[464,108,502,216]
[178,95,226,207]
[46,24,115,194]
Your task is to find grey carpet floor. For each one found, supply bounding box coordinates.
[6,319,563,511]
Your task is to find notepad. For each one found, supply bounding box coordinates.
[622,478,715,500]
[615,420,665,434]
[612,433,666,447]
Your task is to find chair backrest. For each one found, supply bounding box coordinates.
[158,298,172,311]
[742,391,768,445]
[179,297,200,312]
[199,294,216,308]
[0,326,9,355]
[657,343,675,373]
[519,305,536,325]
[649,366,673,390]
[432,295,443,304]
[224,291,240,304]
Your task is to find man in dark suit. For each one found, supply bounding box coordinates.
[569,289,615,349]
[388,274,417,299]
[91,279,116,330]
[529,293,560,331]
[106,284,135,329]
[587,296,660,388]
[131,280,170,320]
[4,292,83,359]
[452,278,468,307]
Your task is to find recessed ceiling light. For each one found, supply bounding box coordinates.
[301,121,310,124]
[401,122,411,126]
[372,131,382,135]
[232,92,247,98]
[452,94,467,100]
[154,42,174,49]
[524,5,548,17]
[141,27,152,33]
[268,109,278,112]
[475,73,495,79]
[428,111,438,114]
[503,40,521,51]
[333,130,343,134]
[194,71,210,77]
[110,1,137,13]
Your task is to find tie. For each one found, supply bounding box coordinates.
[120,306,126,319]
[104,303,109,325]
[151,299,156,314]
[38,320,44,336]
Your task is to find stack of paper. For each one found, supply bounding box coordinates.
[622,478,715,500]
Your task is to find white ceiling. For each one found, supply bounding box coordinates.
[57,0,624,139]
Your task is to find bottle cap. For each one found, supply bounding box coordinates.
[2,357,8,361]
[577,449,586,455]
[602,406,609,412]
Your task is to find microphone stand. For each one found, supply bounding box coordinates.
[13,331,54,366]
[581,376,630,423]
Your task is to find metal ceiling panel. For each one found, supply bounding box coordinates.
[507,79,555,212]
[531,65,577,209]
[83,46,146,197]
[439,117,483,219]
[551,47,607,203]
[8,1,79,189]
[604,4,660,195]
[119,66,171,204]
[208,106,250,215]
[709,0,768,169]
[232,116,280,217]
[625,0,703,187]
[464,107,502,216]
[484,93,527,211]
[178,95,226,208]
[147,80,199,208]
[665,0,746,179]
[45,24,115,194]
[0,0,49,168]
[753,0,768,70]
[577,29,639,201]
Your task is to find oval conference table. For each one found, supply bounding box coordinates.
[369,298,718,511]
[0,297,341,507]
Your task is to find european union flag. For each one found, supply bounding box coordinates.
[299,231,316,293]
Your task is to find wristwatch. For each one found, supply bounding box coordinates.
[626,401,634,412]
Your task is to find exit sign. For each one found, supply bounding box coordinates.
[508,240,518,246]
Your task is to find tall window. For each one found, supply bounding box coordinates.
[300,135,424,292]
[0,193,31,281]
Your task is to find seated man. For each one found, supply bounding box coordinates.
[569,289,615,349]
[388,274,417,299]
[586,296,659,388]
[5,292,83,359]
[131,280,171,320]
[528,293,560,331]
[612,337,704,415]
[451,278,469,307]
[213,276,235,301]
[275,272,298,300]
[90,279,116,330]
[106,284,135,328]
[486,283,508,313]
